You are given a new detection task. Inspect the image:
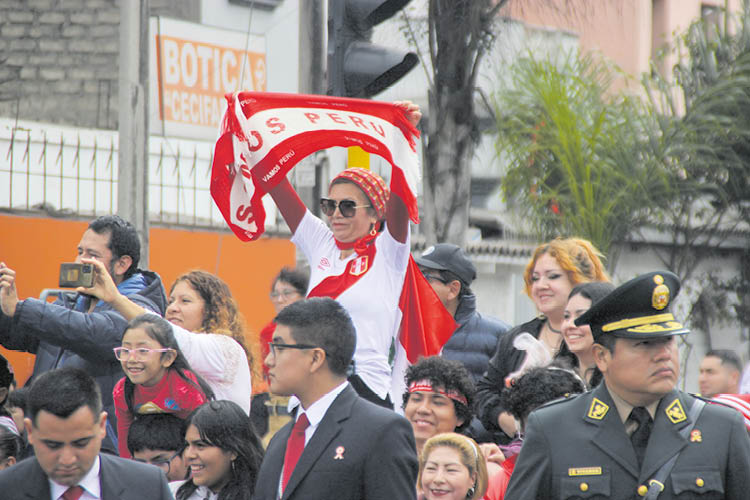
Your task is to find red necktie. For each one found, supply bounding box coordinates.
[62,485,84,500]
[281,413,310,492]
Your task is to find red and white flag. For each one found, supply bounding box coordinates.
[211,92,455,402]
[210,91,420,240]
[710,393,750,431]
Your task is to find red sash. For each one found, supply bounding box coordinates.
[308,236,377,300]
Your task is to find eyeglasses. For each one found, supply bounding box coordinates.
[267,342,319,358]
[270,289,301,300]
[134,450,181,474]
[113,347,174,361]
[320,198,370,218]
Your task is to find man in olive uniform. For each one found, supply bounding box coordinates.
[505,271,750,500]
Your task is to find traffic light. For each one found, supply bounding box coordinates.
[327,0,418,98]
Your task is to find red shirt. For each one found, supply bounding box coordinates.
[113,369,207,458]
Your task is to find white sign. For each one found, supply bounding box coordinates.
[149,17,266,140]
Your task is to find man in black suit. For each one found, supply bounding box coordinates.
[504,271,750,500]
[0,367,172,499]
[254,297,418,500]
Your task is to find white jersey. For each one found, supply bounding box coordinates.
[292,210,409,399]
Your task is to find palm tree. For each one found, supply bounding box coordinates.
[493,51,670,267]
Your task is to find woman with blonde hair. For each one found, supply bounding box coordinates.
[418,433,488,500]
[475,237,608,442]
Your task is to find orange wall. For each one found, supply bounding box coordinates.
[0,213,295,386]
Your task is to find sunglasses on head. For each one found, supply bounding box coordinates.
[320,198,370,217]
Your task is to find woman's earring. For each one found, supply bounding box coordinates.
[466,486,475,499]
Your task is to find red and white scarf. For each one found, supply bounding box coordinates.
[210,91,420,241]
[211,92,455,403]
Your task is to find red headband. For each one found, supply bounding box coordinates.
[332,167,390,220]
[408,379,468,406]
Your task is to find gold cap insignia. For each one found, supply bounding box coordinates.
[665,398,687,424]
[652,277,670,310]
[587,398,609,420]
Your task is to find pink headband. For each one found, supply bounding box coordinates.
[408,379,468,406]
[332,167,390,220]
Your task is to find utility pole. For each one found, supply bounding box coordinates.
[296,0,326,216]
[118,0,150,267]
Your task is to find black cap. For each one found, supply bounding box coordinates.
[575,271,689,341]
[415,244,477,285]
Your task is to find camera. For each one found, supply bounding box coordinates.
[59,263,94,288]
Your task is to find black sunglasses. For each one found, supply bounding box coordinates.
[320,198,370,218]
[424,274,450,284]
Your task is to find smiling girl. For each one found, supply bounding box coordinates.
[80,260,252,415]
[172,400,264,500]
[113,315,213,458]
[559,282,615,388]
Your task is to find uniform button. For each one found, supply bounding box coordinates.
[579,483,588,492]
[637,485,648,496]
[696,478,704,487]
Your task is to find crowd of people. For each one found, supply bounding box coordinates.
[0,101,748,500]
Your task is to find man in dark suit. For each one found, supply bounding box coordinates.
[254,297,418,500]
[504,271,750,500]
[0,367,172,499]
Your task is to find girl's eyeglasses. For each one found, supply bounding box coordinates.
[319,198,370,218]
[113,347,174,361]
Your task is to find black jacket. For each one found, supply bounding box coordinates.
[0,270,167,451]
[254,384,418,500]
[475,316,545,439]
[441,293,510,384]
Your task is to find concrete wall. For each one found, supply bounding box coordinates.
[0,0,199,130]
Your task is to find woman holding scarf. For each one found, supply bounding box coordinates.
[267,102,421,408]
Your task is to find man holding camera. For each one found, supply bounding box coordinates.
[0,215,166,452]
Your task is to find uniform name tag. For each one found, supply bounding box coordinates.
[568,467,602,476]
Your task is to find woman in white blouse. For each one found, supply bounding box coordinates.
[81,259,253,414]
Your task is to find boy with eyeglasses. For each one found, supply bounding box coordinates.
[127,413,189,483]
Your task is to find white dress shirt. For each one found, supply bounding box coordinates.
[49,455,101,500]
